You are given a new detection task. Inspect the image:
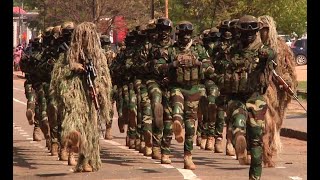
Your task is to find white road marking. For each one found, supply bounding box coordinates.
[231,155,237,159]
[18,129,24,132]
[289,176,303,180]
[20,132,27,134]
[13,87,24,92]
[23,134,30,137]
[13,98,27,105]
[275,166,287,169]
[177,168,199,180]
[102,139,200,180]
[26,138,33,140]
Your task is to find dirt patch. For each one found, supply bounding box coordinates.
[295,65,307,81]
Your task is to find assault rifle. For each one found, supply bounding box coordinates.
[84,57,106,136]
[271,60,307,112]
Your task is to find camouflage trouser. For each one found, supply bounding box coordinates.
[107,85,118,129]
[140,83,152,147]
[146,80,163,148]
[171,85,200,153]
[226,92,267,180]
[134,80,144,142]
[24,81,36,115]
[160,89,173,155]
[116,84,125,131]
[199,80,219,138]
[216,95,230,142]
[34,82,50,140]
[124,83,137,139]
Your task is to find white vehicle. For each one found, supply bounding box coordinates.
[278,35,292,47]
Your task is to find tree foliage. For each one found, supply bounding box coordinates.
[14,0,306,37]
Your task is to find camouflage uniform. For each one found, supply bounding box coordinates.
[155,21,215,169]
[221,15,276,179]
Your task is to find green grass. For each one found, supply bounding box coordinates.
[297,81,307,100]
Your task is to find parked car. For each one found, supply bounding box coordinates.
[291,38,307,66]
[278,34,292,47]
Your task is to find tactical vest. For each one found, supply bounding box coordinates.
[220,49,267,94]
[173,47,202,86]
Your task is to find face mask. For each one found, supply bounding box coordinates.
[240,30,257,44]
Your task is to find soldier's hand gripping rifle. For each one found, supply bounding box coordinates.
[271,60,307,112]
[84,57,106,136]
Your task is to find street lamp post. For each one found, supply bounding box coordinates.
[151,0,154,19]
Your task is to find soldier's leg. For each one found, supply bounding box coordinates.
[246,93,267,180]
[33,101,42,141]
[48,97,59,156]
[204,80,219,151]
[141,84,153,156]
[183,86,200,170]
[122,85,130,146]
[127,83,137,149]
[198,84,207,149]
[161,90,173,164]
[105,85,117,140]
[24,81,36,125]
[116,86,125,133]
[42,82,51,149]
[171,87,184,143]
[148,82,163,159]
[134,80,143,151]
[227,99,249,165]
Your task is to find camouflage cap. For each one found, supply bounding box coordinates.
[61,21,76,30]
[43,26,54,37]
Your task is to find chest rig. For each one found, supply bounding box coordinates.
[221,48,266,94]
[173,46,202,86]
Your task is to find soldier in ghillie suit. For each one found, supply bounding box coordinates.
[155,21,215,169]
[60,22,112,172]
[258,15,298,168]
[48,21,76,164]
[223,15,275,179]
[100,34,117,140]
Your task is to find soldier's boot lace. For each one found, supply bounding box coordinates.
[104,126,113,140]
[173,120,184,143]
[184,151,196,170]
[214,137,223,153]
[200,136,207,150]
[235,132,248,165]
[152,147,161,160]
[161,154,171,164]
[135,139,141,151]
[205,136,214,151]
[50,142,59,156]
[68,152,77,166]
[33,126,42,141]
[226,142,236,156]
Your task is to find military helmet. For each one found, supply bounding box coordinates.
[52,25,62,39]
[209,27,221,38]
[229,19,239,29]
[176,21,194,34]
[61,21,75,35]
[100,35,110,43]
[156,17,173,30]
[201,29,211,39]
[218,20,230,30]
[147,19,157,31]
[43,26,54,37]
[237,15,260,31]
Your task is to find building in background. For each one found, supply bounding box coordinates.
[13,6,39,48]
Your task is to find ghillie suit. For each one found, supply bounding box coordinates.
[258,15,298,168]
[60,22,112,172]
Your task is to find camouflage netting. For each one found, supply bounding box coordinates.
[56,22,112,172]
[258,15,298,167]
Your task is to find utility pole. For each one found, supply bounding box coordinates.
[151,0,154,19]
[93,0,96,22]
[165,0,169,18]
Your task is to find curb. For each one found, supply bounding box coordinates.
[280,128,307,141]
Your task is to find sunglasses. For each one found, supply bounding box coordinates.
[238,22,259,30]
[156,18,172,27]
[176,23,194,31]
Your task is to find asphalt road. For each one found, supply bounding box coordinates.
[13,75,307,180]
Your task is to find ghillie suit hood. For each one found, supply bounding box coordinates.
[60,22,112,172]
[258,15,298,167]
